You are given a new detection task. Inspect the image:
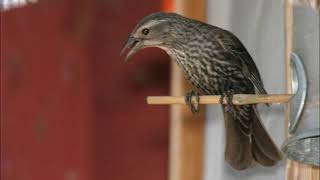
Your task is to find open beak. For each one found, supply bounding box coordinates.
[120,36,143,61]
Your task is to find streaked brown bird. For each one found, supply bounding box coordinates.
[121,12,282,170]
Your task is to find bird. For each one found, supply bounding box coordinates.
[121,12,282,170]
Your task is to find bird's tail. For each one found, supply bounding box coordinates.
[223,105,282,170]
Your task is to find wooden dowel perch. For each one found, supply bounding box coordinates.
[147,94,293,105]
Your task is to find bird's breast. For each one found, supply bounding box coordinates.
[169,51,252,95]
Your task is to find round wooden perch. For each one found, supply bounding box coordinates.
[147,94,293,105]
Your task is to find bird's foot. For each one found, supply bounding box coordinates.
[219,89,234,113]
[185,90,200,114]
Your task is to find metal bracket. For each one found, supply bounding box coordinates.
[282,53,320,166]
[289,53,308,134]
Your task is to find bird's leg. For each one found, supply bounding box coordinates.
[219,93,225,104]
[219,90,235,113]
[220,78,236,113]
[185,90,200,114]
[224,89,234,113]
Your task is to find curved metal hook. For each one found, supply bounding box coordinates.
[289,53,308,134]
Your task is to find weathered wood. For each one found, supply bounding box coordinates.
[286,161,320,180]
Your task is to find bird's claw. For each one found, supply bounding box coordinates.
[185,90,200,114]
[220,89,234,113]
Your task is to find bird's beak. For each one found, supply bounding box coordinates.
[120,36,143,61]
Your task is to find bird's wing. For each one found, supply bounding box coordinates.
[214,29,268,95]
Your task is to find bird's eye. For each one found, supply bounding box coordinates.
[141,28,149,35]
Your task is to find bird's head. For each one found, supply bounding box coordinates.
[121,12,183,61]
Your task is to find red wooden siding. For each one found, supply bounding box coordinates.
[1,1,170,180]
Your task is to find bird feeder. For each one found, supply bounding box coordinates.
[147,0,319,180]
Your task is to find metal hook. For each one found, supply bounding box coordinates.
[281,53,319,166]
[289,53,308,134]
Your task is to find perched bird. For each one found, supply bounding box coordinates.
[121,12,282,170]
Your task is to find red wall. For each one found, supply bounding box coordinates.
[1,1,170,180]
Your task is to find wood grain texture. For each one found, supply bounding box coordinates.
[285,0,320,179]
[147,94,293,105]
[285,0,294,129]
[289,0,320,10]
[169,1,206,180]
[286,161,320,180]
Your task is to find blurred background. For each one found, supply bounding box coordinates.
[1,1,173,180]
